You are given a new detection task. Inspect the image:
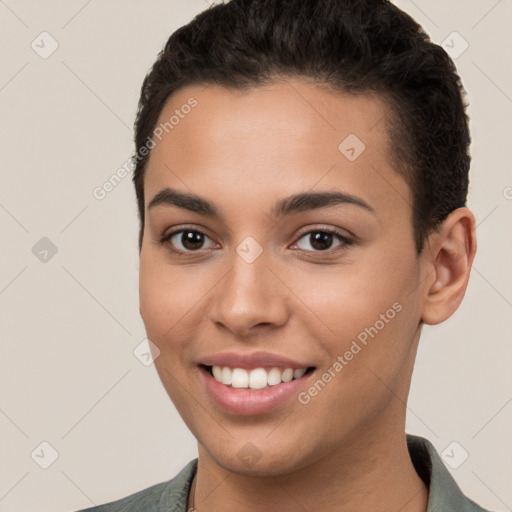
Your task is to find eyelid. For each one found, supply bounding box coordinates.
[161,224,211,240]
[293,224,355,242]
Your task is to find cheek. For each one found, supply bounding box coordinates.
[294,275,418,436]
[138,256,200,348]
[305,258,410,330]
[139,261,169,338]
[138,258,204,411]
[301,248,421,377]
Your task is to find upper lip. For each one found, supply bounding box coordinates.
[199,351,314,370]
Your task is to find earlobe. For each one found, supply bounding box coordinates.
[421,207,477,325]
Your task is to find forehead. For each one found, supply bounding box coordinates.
[143,79,410,217]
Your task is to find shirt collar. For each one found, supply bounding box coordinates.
[407,434,489,511]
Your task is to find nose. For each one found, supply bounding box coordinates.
[208,250,289,338]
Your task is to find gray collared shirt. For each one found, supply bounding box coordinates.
[74,434,493,511]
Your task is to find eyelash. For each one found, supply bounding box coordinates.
[158,226,354,257]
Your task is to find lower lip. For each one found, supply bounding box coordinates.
[199,366,314,416]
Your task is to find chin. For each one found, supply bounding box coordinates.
[199,433,320,478]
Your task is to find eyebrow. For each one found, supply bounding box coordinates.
[147,187,375,220]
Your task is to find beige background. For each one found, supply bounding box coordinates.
[0,1,511,511]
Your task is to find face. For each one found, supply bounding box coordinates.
[139,79,427,476]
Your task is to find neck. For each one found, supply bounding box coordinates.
[189,428,428,512]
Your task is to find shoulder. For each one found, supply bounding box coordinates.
[406,434,495,512]
[70,459,197,512]
[74,480,168,512]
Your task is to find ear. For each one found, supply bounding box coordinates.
[421,207,477,325]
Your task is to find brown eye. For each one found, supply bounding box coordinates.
[293,229,352,253]
[176,231,206,251]
[161,229,216,253]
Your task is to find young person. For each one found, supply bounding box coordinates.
[76,0,492,510]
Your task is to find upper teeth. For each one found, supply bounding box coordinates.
[212,366,308,389]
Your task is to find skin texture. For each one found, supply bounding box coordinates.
[138,79,476,512]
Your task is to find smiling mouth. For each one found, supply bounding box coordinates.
[200,364,316,390]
